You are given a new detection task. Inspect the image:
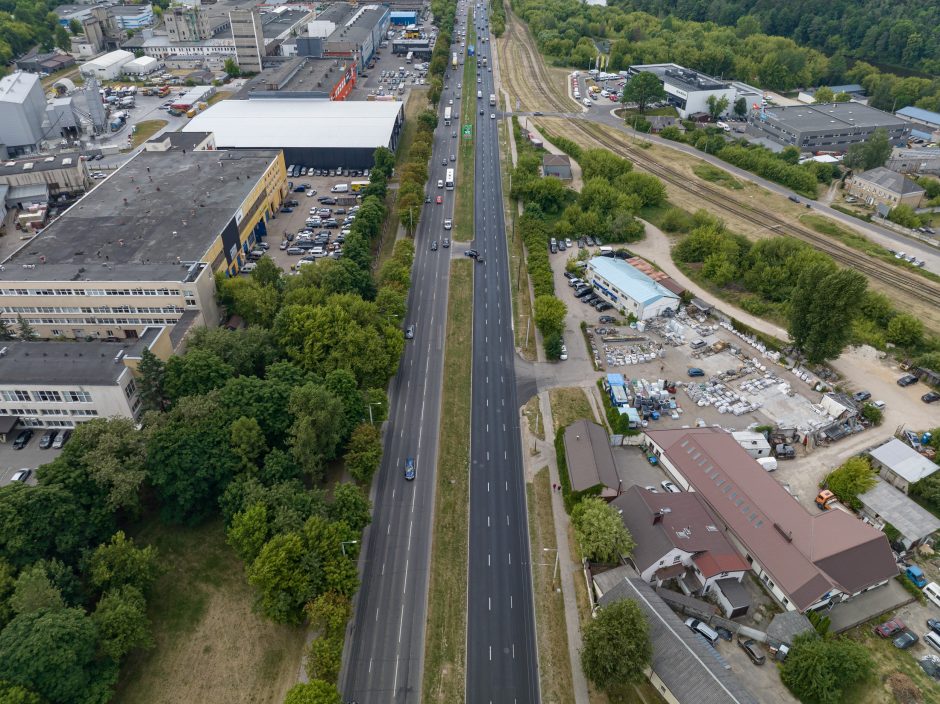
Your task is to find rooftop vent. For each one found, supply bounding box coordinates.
[22,163,33,170]
[773,522,792,542]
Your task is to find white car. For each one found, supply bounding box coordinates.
[444,219,452,230]
[559,344,568,361]
[661,481,681,494]
[306,190,317,197]
[490,113,495,119]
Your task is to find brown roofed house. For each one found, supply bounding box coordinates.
[563,420,620,498]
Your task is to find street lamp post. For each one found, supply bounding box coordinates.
[543,547,560,589]
[341,540,359,557]
[367,402,382,425]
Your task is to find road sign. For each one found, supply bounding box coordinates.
[463,124,472,138]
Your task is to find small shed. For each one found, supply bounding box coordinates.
[766,611,814,649]
[542,153,572,180]
[858,479,940,549]
[563,419,619,498]
[869,437,939,494]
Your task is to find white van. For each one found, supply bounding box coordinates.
[598,245,613,254]
[684,618,719,645]
[924,581,940,608]
[331,184,349,193]
[925,631,940,654]
[477,90,483,99]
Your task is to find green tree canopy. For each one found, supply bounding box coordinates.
[621,71,665,113]
[283,680,343,704]
[843,128,892,170]
[344,423,383,484]
[91,585,154,660]
[581,599,652,691]
[706,94,729,120]
[533,295,567,338]
[87,530,161,597]
[788,262,867,363]
[163,349,234,402]
[571,497,635,563]
[780,633,873,704]
[824,457,877,510]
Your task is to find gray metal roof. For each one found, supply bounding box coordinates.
[858,479,940,543]
[766,611,814,646]
[0,72,39,104]
[869,437,939,484]
[764,102,908,132]
[597,571,759,704]
[854,167,925,196]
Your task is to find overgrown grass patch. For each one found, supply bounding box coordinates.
[548,387,594,432]
[422,259,473,704]
[127,120,167,150]
[693,163,743,190]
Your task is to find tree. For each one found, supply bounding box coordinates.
[283,681,342,704]
[814,87,835,103]
[788,262,867,363]
[886,312,924,348]
[87,531,161,597]
[733,96,748,118]
[250,256,283,290]
[327,483,371,533]
[706,94,729,120]
[163,349,234,402]
[68,18,81,34]
[136,347,166,412]
[323,369,364,442]
[571,497,635,563]
[91,585,153,660]
[824,457,877,510]
[9,565,63,616]
[15,316,35,341]
[781,633,873,704]
[533,295,567,339]
[53,25,69,51]
[372,147,395,180]
[621,72,665,113]
[247,532,313,623]
[0,607,110,704]
[833,92,852,102]
[860,403,883,425]
[843,128,892,170]
[305,636,342,683]
[304,592,350,639]
[887,203,923,229]
[231,416,268,473]
[289,383,345,480]
[227,503,270,563]
[223,58,240,78]
[0,320,13,341]
[581,599,652,691]
[0,681,41,704]
[344,423,382,484]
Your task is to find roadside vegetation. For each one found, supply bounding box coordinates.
[423,259,473,704]
[453,11,476,243]
[127,120,168,150]
[692,163,743,190]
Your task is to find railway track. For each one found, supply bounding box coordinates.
[499,15,940,309]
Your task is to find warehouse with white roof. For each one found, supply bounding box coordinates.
[80,50,134,80]
[184,99,403,169]
[586,256,680,320]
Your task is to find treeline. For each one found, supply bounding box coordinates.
[668,214,938,363]
[427,0,458,106]
[489,0,505,37]
[513,0,940,114]
[0,0,70,65]
[397,111,441,234]
[0,149,408,703]
[625,0,940,76]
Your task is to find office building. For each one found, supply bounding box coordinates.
[751,102,910,153]
[585,257,680,320]
[628,63,737,119]
[0,73,48,156]
[0,141,285,341]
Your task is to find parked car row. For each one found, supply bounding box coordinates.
[12,428,71,451]
[567,277,612,311]
[287,165,369,179]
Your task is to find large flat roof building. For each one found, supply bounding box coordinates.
[586,256,679,320]
[0,144,285,341]
[629,63,737,119]
[234,56,356,101]
[184,98,403,168]
[0,73,48,156]
[297,3,390,66]
[752,102,910,153]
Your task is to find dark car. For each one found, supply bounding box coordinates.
[893,631,919,650]
[405,324,416,339]
[738,638,766,665]
[928,618,940,636]
[465,249,479,258]
[12,429,33,450]
[430,240,439,251]
[714,626,733,642]
[898,374,918,387]
[10,468,30,483]
[852,390,871,403]
[320,197,337,205]
[442,238,450,248]
[599,315,617,324]
[404,457,416,481]
[688,367,705,377]
[564,271,576,280]
[923,391,940,404]
[280,207,293,213]
[38,430,58,450]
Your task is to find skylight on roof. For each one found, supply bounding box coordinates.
[706,525,718,532]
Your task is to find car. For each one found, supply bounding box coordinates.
[465,249,479,258]
[923,391,940,404]
[714,626,733,642]
[738,638,766,665]
[480,108,484,114]
[443,158,447,166]
[436,195,443,204]
[12,429,33,450]
[442,238,450,248]
[599,315,616,323]
[643,485,658,493]
[559,344,568,361]
[405,324,416,339]
[280,207,293,213]
[852,390,871,403]
[443,219,452,230]
[893,631,919,650]
[490,113,496,119]
[452,131,457,138]
[928,618,940,636]
[595,302,612,311]
[404,457,416,481]
[321,197,337,205]
[10,468,30,483]
[687,367,705,377]
[38,430,58,449]
[431,240,439,251]
[875,618,906,638]
[661,480,680,493]
[280,240,290,250]
[307,190,317,197]
[897,374,918,387]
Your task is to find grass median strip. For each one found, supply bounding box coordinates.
[528,467,575,704]
[423,258,473,704]
[454,15,477,243]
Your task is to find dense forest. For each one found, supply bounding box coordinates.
[622,0,940,75]
[511,0,940,113]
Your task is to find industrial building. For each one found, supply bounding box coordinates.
[846,167,925,209]
[0,153,89,199]
[108,4,155,30]
[628,64,736,119]
[646,427,898,613]
[868,437,939,494]
[80,49,135,80]
[389,10,417,25]
[229,9,265,74]
[0,73,48,157]
[896,105,940,132]
[750,102,911,153]
[164,4,225,42]
[15,50,75,75]
[296,3,390,66]
[170,85,216,110]
[585,256,680,320]
[0,141,285,341]
[234,56,356,101]
[122,55,162,76]
[184,98,403,168]
[0,325,172,429]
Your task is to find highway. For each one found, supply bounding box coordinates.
[465,5,541,703]
[340,31,461,702]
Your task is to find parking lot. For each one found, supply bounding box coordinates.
[347,12,437,102]
[0,429,65,487]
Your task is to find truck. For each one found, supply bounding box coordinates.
[814,489,852,514]
[444,106,452,125]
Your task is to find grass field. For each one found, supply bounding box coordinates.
[207,91,232,106]
[843,625,940,704]
[548,387,594,432]
[528,467,575,704]
[423,259,473,704]
[523,395,544,441]
[127,120,168,150]
[113,520,304,704]
[693,163,743,190]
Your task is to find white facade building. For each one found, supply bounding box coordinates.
[80,50,135,80]
[585,257,679,320]
[122,55,162,75]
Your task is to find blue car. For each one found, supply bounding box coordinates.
[687,367,705,377]
[404,457,416,481]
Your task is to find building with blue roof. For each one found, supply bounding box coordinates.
[897,106,940,131]
[587,257,680,320]
[390,10,417,25]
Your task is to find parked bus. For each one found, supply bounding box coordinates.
[444,106,452,125]
[350,180,370,193]
[452,52,458,69]
[445,168,455,190]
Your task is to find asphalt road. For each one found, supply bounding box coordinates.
[339,45,460,704]
[465,6,541,703]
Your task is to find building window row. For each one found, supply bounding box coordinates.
[0,287,183,297]
[2,316,181,326]
[0,390,93,403]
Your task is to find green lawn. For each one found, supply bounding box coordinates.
[422,259,473,704]
[113,520,304,704]
[126,120,168,150]
[548,387,594,432]
[693,163,743,190]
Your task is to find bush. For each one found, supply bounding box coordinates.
[895,574,927,604]
[660,207,694,233]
